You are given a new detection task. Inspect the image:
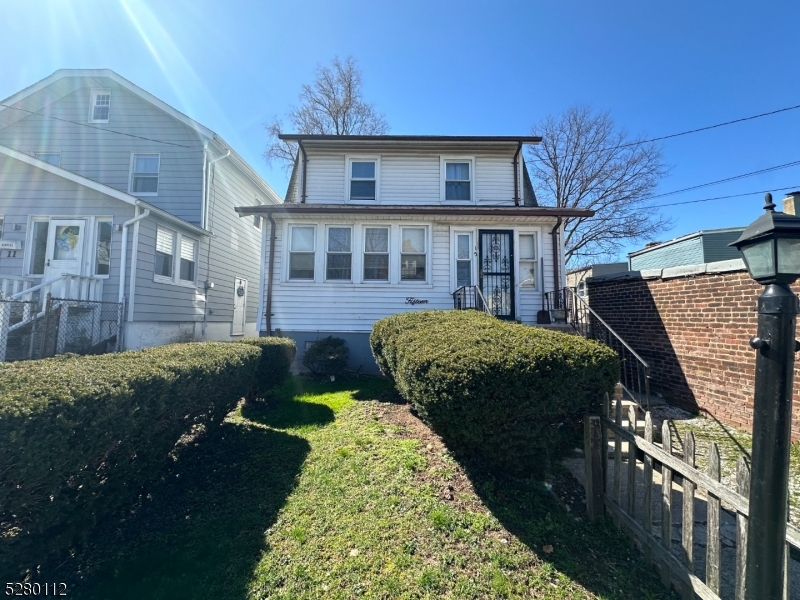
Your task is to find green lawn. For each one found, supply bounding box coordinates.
[64,377,675,599]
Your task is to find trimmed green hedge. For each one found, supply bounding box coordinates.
[370,310,619,475]
[238,336,296,394]
[0,342,264,577]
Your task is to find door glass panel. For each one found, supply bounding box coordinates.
[30,221,49,275]
[53,225,81,260]
[457,234,471,259]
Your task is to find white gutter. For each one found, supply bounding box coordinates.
[118,208,150,305]
[209,149,231,166]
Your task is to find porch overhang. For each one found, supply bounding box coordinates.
[234,204,593,219]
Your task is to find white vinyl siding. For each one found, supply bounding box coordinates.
[34,152,61,167]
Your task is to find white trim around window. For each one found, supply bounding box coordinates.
[153,225,198,287]
[325,225,353,282]
[128,153,160,196]
[89,89,111,123]
[93,217,113,278]
[440,156,475,203]
[516,229,542,290]
[450,227,477,293]
[287,223,317,281]
[399,225,429,283]
[345,156,380,203]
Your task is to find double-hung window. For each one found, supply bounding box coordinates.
[326,226,352,280]
[95,220,112,276]
[456,232,473,288]
[289,225,315,280]
[130,154,160,195]
[444,160,472,201]
[348,159,377,201]
[179,237,197,283]
[363,227,389,281]
[519,233,537,288]
[155,227,175,279]
[400,227,426,281]
[89,89,111,123]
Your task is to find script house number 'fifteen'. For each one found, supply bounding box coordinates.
[405,297,428,305]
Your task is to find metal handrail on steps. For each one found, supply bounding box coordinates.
[452,285,492,315]
[550,286,651,410]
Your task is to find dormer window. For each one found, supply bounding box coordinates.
[89,89,111,123]
[444,160,472,201]
[348,158,378,201]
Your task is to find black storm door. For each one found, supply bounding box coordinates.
[479,230,514,320]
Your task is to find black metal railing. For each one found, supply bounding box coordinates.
[545,287,651,410]
[453,285,491,314]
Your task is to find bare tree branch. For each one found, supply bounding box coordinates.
[527,105,672,266]
[264,56,389,173]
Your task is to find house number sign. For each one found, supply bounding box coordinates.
[405,297,428,305]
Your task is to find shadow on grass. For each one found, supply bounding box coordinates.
[68,421,310,600]
[242,394,335,429]
[460,460,678,599]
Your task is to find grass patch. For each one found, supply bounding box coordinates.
[60,377,674,599]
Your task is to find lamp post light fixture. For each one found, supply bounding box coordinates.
[730,193,800,599]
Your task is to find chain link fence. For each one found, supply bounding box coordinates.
[0,296,123,362]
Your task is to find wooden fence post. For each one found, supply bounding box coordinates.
[584,414,605,522]
[707,442,721,595]
[681,431,696,600]
[643,412,654,567]
[736,456,750,600]
[661,420,673,589]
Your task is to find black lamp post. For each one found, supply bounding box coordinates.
[730,193,800,599]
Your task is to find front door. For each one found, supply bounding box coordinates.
[44,220,86,295]
[232,277,247,336]
[479,230,515,320]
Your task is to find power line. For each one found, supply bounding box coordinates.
[525,103,800,165]
[642,160,800,201]
[648,185,800,208]
[0,103,202,149]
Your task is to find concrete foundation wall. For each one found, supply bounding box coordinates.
[123,320,258,350]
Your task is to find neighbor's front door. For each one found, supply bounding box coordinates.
[232,277,247,336]
[479,230,515,320]
[44,219,86,283]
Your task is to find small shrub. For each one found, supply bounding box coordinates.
[302,336,349,377]
[370,310,619,476]
[0,342,261,578]
[237,336,296,395]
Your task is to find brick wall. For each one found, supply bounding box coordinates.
[587,268,800,440]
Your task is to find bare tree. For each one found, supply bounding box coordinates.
[265,56,389,172]
[527,106,671,267]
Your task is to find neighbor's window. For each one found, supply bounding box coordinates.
[456,233,472,288]
[253,215,262,230]
[89,89,111,123]
[401,227,426,281]
[0,216,4,240]
[289,225,315,280]
[349,160,376,201]
[34,152,61,167]
[155,226,175,279]
[95,220,112,276]
[326,226,352,280]
[130,154,160,195]
[29,220,49,275]
[444,161,471,201]
[363,227,389,281]
[519,233,537,287]
[179,237,197,283]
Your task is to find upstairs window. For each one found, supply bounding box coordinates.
[326,226,352,280]
[289,225,315,280]
[519,233,537,288]
[130,153,160,195]
[348,159,377,201]
[34,152,61,167]
[444,161,471,201]
[89,89,111,123]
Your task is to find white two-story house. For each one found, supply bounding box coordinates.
[235,134,592,372]
[0,69,281,359]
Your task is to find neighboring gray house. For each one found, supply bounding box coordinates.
[566,262,628,297]
[627,228,744,271]
[0,69,281,357]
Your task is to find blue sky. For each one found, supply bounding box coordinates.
[2,0,799,260]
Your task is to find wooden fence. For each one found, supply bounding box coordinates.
[584,394,800,599]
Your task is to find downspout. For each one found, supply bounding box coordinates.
[513,141,522,206]
[200,140,208,228]
[265,214,277,336]
[550,215,563,304]
[299,140,308,203]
